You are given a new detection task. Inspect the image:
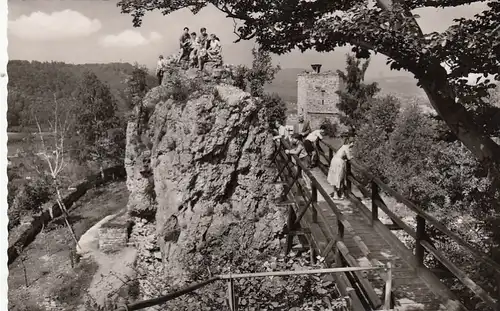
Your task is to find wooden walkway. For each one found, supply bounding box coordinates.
[306,168,445,310]
[273,138,500,311]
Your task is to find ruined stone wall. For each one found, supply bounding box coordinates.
[98,224,129,253]
[297,71,342,129]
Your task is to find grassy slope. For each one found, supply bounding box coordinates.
[8,181,129,311]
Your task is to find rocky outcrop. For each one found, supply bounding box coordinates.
[125,67,287,287]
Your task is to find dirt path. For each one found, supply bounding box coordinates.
[8,182,129,311]
[76,211,138,307]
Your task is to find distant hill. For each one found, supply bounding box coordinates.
[7,60,157,131]
[264,68,429,113]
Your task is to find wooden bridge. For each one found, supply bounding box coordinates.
[109,137,500,311]
[273,138,500,311]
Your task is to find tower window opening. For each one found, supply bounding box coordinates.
[321,90,325,105]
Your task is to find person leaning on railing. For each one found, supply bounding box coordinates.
[327,137,354,200]
[285,133,308,159]
[303,127,325,168]
[272,120,290,144]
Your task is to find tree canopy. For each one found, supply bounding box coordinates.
[336,54,380,134]
[117,0,500,180]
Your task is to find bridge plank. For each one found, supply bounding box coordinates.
[305,166,455,311]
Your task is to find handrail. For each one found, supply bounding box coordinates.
[276,139,385,309]
[114,266,390,311]
[317,139,500,273]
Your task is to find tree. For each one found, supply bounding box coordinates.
[262,93,287,129]
[117,0,500,181]
[247,47,281,97]
[336,54,380,134]
[72,71,125,177]
[33,96,80,249]
[124,63,150,110]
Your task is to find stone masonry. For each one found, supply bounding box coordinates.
[98,219,130,253]
[297,64,343,130]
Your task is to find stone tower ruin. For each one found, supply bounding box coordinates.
[297,64,342,130]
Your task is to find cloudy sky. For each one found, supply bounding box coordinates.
[7,0,488,78]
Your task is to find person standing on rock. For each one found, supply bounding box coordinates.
[156,55,167,85]
[177,27,192,64]
[189,32,201,68]
[199,27,210,50]
[327,137,354,199]
[197,27,210,70]
[303,127,325,168]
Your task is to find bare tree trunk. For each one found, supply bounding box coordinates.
[55,187,81,249]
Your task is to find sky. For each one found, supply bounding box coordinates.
[6,0,490,79]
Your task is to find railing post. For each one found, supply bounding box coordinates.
[335,220,345,267]
[345,161,352,194]
[384,262,393,310]
[311,185,318,223]
[227,277,238,311]
[310,184,318,264]
[371,180,379,226]
[286,204,296,254]
[415,215,426,266]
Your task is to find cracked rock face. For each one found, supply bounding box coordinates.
[125,71,287,284]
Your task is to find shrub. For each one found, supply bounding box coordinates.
[319,118,338,137]
[11,175,53,216]
[51,258,99,306]
[262,93,287,130]
[231,65,250,91]
[162,67,207,105]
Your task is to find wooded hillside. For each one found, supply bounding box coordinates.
[7,60,157,131]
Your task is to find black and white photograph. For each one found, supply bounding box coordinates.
[2,0,500,310]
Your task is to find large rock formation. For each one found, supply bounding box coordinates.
[125,67,287,287]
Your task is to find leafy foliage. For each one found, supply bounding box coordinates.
[152,246,346,310]
[7,60,156,130]
[320,118,338,138]
[354,98,499,310]
[262,93,287,130]
[8,175,54,229]
[116,0,500,180]
[124,63,151,110]
[71,71,126,168]
[336,54,380,134]
[247,47,281,97]
[230,65,250,91]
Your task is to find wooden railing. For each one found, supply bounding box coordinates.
[316,140,500,311]
[113,266,387,311]
[273,138,394,311]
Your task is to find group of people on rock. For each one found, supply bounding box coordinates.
[178,27,223,70]
[155,26,224,85]
[274,115,353,200]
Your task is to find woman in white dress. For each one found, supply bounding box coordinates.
[327,138,354,199]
